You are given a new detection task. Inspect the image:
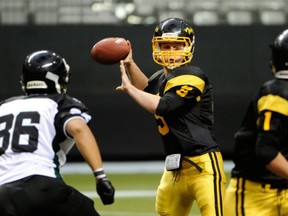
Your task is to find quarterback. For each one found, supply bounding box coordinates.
[116,17,226,216]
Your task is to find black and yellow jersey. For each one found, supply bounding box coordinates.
[144,65,219,156]
[232,76,288,185]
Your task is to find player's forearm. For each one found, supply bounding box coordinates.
[66,119,103,171]
[266,152,288,179]
[126,84,160,114]
[75,132,103,171]
[125,61,148,90]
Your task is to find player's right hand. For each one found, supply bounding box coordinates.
[96,178,115,205]
[123,40,133,65]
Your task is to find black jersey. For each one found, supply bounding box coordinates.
[232,77,288,185]
[144,65,218,156]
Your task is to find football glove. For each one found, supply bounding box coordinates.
[94,168,115,205]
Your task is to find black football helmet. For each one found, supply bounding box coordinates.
[270,29,288,73]
[21,50,70,94]
[152,17,195,68]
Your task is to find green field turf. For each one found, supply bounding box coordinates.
[63,172,231,216]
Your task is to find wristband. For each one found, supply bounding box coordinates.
[93,168,106,179]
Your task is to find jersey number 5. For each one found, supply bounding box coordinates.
[155,114,169,135]
[0,111,40,155]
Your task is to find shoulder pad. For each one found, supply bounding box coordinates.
[167,66,208,83]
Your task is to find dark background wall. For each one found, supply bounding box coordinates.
[0,25,285,161]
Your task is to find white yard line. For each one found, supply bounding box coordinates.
[83,190,156,198]
[98,211,156,216]
[62,160,234,174]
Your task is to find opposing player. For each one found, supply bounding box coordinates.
[225,29,288,215]
[0,50,115,216]
[116,17,226,216]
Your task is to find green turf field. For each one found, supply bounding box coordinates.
[63,171,231,216]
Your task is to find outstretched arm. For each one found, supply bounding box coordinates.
[116,60,160,114]
[66,118,115,205]
[123,41,149,90]
[66,118,103,171]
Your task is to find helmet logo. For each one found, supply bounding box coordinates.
[184,27,193,35]
[155,26,159,33]
[46,71,61,93]
[62,58,70,83]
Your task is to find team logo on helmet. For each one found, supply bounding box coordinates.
[184,27,193,35]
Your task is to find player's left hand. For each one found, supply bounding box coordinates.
[96,178,115,205]
[116,60,132,92]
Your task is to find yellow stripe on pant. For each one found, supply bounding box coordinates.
[156,151,226,216]
[225,177,288,216]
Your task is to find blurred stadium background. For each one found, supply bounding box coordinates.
[0,0,287,25]
[0,0,287,162]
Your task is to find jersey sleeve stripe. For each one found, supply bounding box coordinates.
[63,116,87,138]
[164,74,205,94]
[258,94,288,116]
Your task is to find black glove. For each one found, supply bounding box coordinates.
[96,178,115,205]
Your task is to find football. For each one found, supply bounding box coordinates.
[91,37,130,65]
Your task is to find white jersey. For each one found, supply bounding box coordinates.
[0,94,91,185]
